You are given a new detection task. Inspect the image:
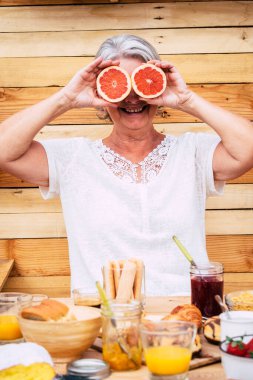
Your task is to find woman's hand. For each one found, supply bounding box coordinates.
[60,57,119,109]
[140,60,193,109]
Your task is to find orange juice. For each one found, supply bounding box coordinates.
[144,345,191,375]
[0,315,23,340]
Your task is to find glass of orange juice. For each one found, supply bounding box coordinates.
[0,293,49,344]
[140,321,196,380]
[0,292,28,344]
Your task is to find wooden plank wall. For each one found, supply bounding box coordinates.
[0,0,253,297]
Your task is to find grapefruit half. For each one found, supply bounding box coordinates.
[96,66,131,103]
[131,63,167,99]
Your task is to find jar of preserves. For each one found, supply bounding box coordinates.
[101,300,142,371]
[190,261,224,318]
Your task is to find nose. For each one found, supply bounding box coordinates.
[125,88,140,103]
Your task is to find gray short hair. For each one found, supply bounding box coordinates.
[95,34,160,62]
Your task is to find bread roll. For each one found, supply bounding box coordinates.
[21,299,69,321]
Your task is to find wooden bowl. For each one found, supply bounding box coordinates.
[18,300,101,362]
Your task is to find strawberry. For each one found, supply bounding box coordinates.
[245,337,253,358]
[226,337,247,357]
[246,337,253,351]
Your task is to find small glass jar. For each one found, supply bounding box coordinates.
[72,288,101,308]
[101,300,142,371]
[190,261,224,318]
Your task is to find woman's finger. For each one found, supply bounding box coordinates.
[84,56,104,73]
[79,58,120,81]
[96,59,119,70]
[147,59,161,65]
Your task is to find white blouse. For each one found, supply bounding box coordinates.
[40,132,224,296]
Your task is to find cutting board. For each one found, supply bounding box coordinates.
[92,334,220,370]
[190,335,220,369]
[0,259,14,291]
[139,302,221,370]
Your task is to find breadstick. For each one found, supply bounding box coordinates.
[130,258,144,300]
[112,260,121,295]
[116,260,136,303]
[103,262,116,299]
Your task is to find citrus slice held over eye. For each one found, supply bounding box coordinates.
[96,66,131,103]
[131,63,167,98]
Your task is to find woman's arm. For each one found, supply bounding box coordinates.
[145,60,253,181]
[178,93,253,181]
[0,91,72,186]
[0,57,117,186]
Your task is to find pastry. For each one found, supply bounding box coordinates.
[203,316,221,344]
[162,304,202,330]
[192,333,202,355]
[162,303,202,355]
[21,299,69,321]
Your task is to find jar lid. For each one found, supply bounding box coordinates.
[67,359,110,379]
[101,299,141,318]
[190,261,223,275]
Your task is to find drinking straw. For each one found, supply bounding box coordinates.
[172,235,197,267]
[96,281,113,320]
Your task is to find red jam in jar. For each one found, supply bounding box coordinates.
[190,262,224,318]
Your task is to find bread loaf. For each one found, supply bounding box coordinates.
[21,299,69,321]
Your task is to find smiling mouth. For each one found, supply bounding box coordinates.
[120,105,149,114]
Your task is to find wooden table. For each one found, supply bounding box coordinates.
[54,297,226,380]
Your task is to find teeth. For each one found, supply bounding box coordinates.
[124,107,143,113]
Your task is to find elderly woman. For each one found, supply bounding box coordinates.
[0,35,252,296]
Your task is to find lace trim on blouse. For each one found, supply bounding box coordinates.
[94,135,176,184]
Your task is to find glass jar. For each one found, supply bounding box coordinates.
[190,261,224,318]
[72,287,101,308]
[101,300,142,371]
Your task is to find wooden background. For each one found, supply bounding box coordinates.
[0,0,253,297]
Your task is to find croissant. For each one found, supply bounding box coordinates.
[162,304,202,330]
